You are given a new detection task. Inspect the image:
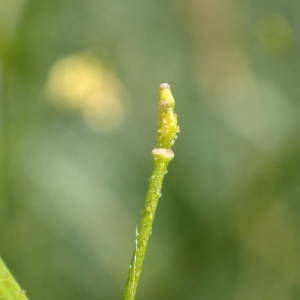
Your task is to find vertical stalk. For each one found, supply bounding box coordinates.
[123,83,180,300]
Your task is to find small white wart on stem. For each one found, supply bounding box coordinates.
[152,148,174,160]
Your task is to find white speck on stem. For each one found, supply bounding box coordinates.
[131,227,138,300]
[152,148,174,160]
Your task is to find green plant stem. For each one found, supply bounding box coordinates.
[0,258,28,300]
[123,149,173,300]
[123,83,179,300]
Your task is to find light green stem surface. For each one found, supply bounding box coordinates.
[0,258,28,300]
[123,83,179,300]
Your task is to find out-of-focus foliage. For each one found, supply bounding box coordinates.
[0,0,300,299]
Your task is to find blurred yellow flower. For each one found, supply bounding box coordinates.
[46,52,127,131]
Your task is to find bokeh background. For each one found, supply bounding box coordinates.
[1,0,300,299]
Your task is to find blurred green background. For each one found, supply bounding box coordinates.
[1,0,300,299]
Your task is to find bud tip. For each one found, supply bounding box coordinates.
[159,82,170,90]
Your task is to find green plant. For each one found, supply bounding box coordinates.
[0,258,28,300]
[123,83,180,300]
[0,83,179,300]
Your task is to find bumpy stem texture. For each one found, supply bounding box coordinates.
[0,258,28,300]
[123,83,179,300]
